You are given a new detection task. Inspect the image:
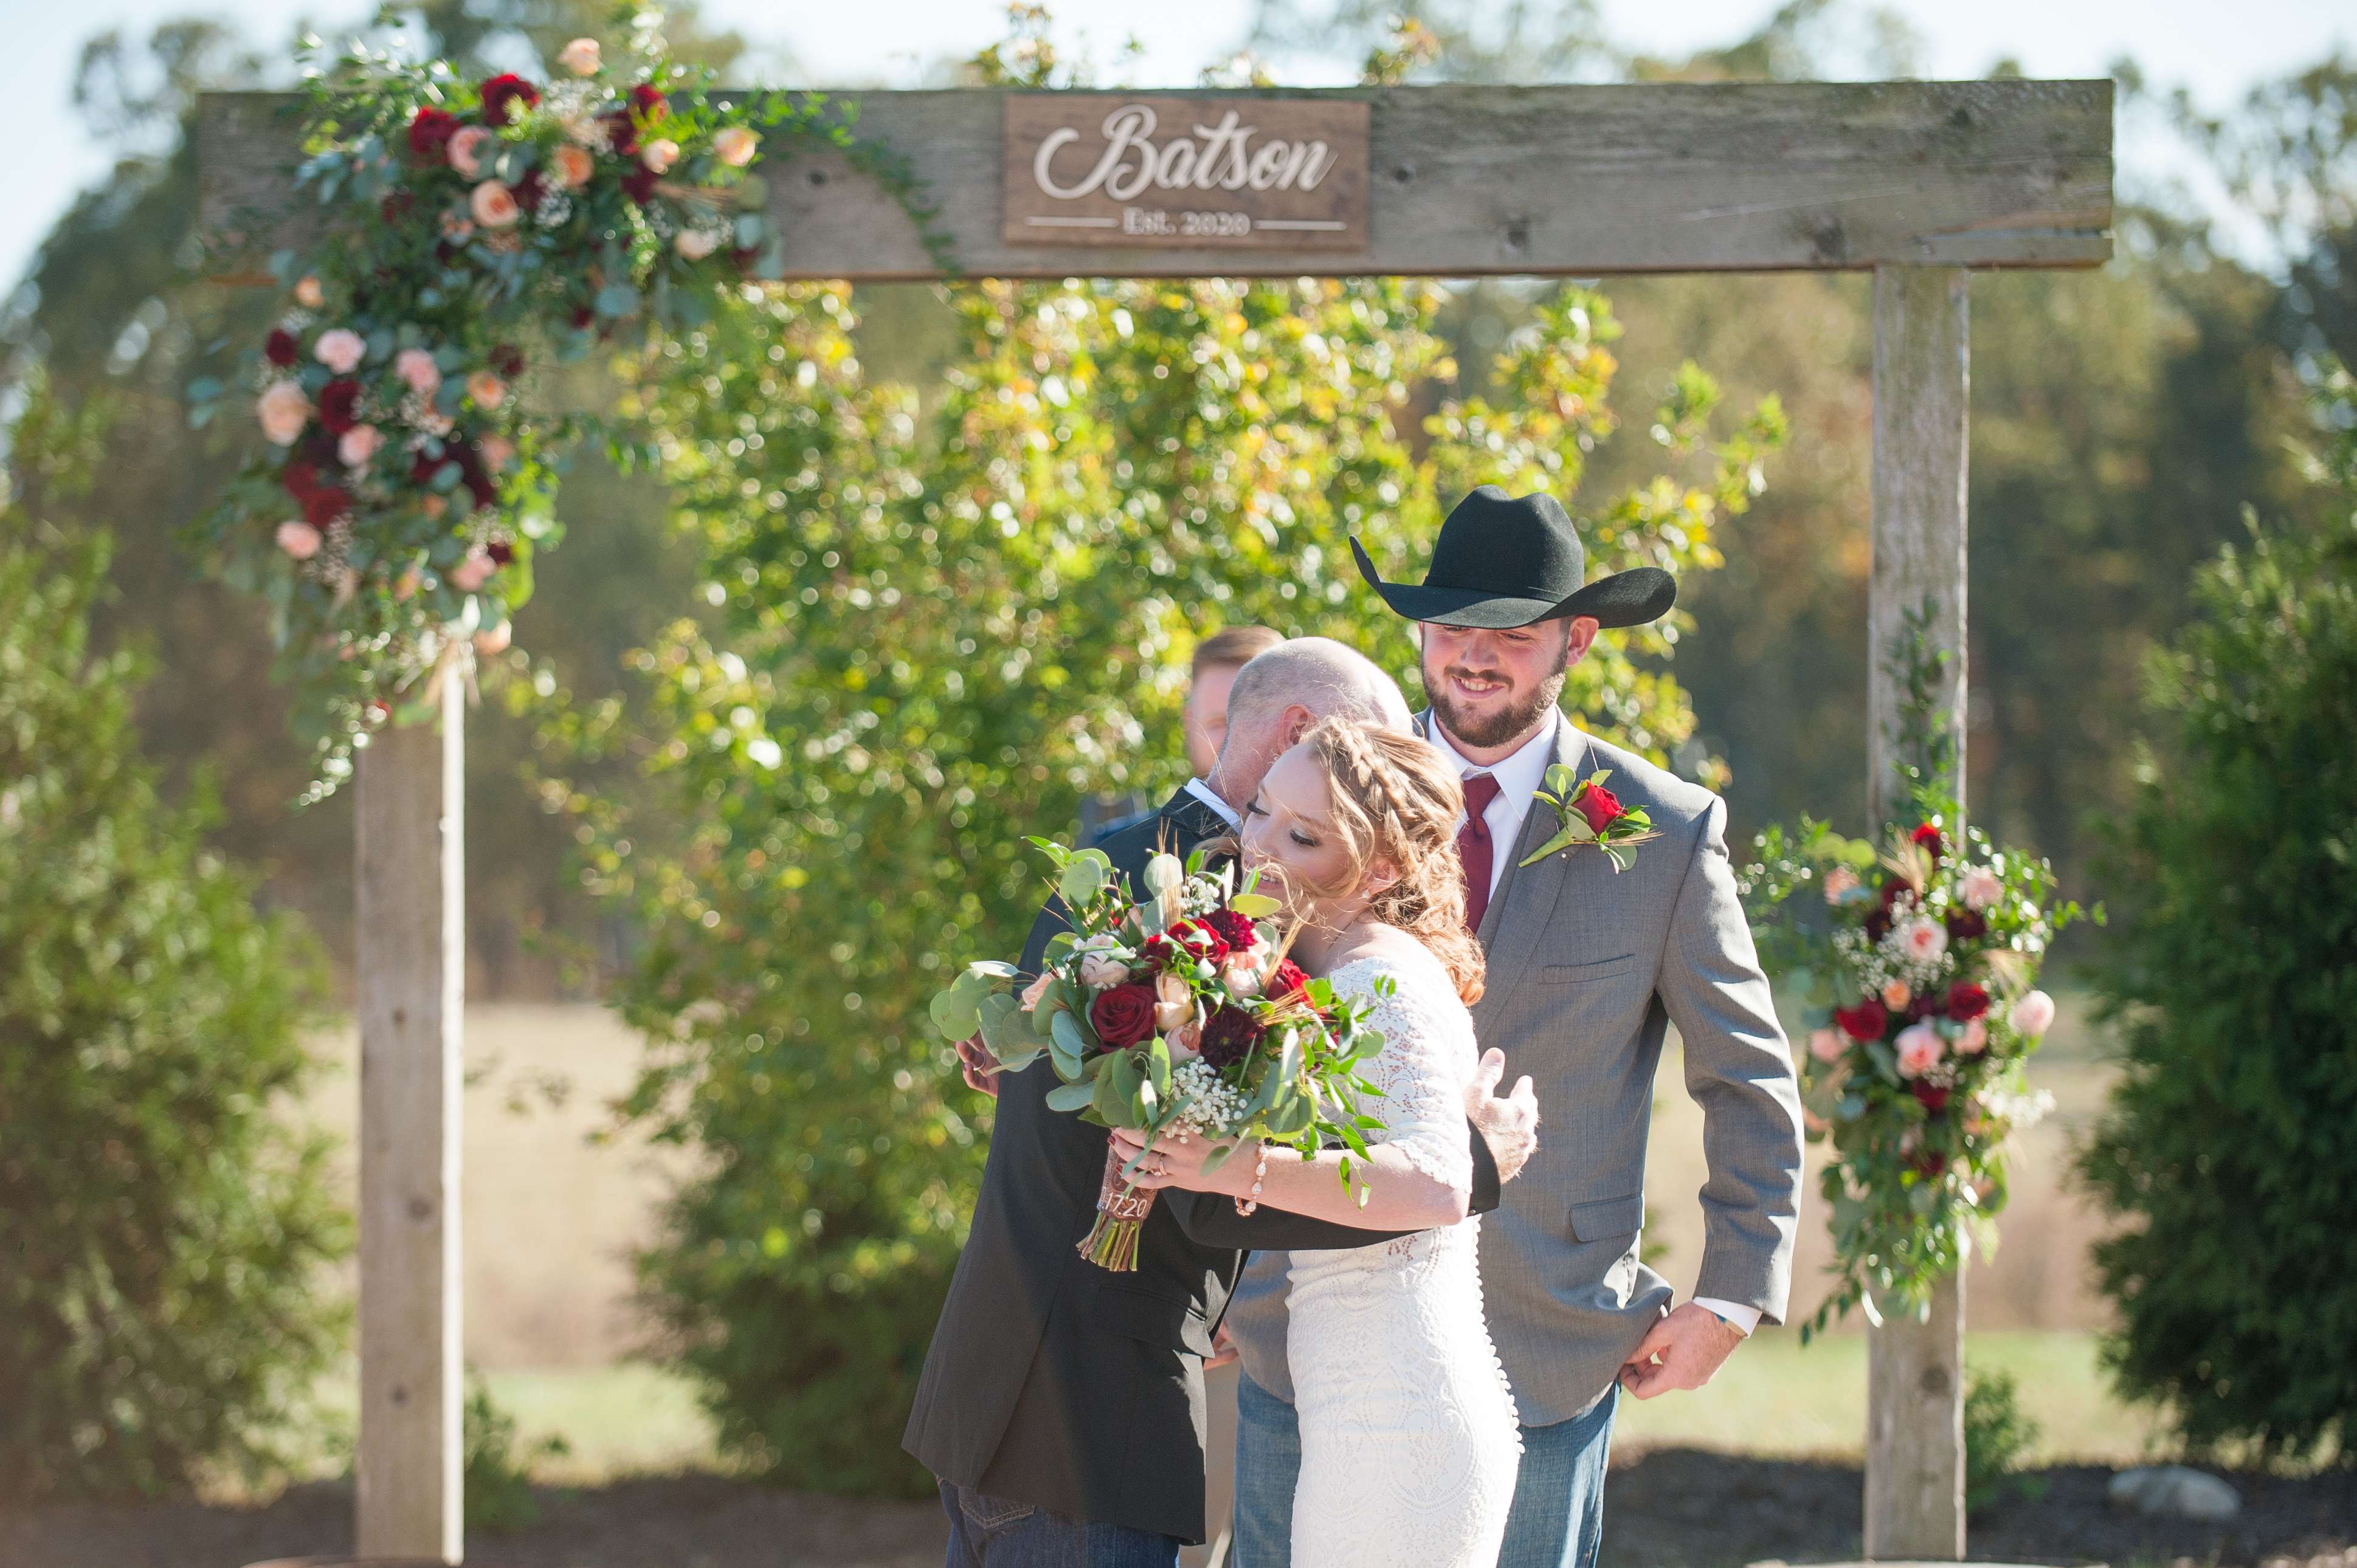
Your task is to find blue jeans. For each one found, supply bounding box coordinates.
[1497,1389,1620,1568]
[1229,1374,1618,1568]
[939,1480,1182,1568]
[1229,1373,1303,1567]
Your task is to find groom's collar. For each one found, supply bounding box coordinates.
[1419,710,1585,791]
[1179,776,1241,831]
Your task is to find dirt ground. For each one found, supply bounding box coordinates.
[6,1454,2352,1568]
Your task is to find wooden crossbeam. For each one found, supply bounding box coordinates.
[197,80,2111,280]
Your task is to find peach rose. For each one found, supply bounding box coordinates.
[256,380,312,445]
[1153,970,1192,1034]
[1881,980,1912,1011]
[312,328,365,374]
[1018,971,1054,1012]
[474,620,514,655]
[447,125,493,179]
[1807,1027,1845,1065]
[470,180,520,228]
[1221,954,1264,998]
[338,424,383,466]
[420,495,447,521]
[294,274,324,308]
[440,210,475,243]
[466,371,508,409]
[673,227,720,260]
[477,435,516,472]
[552,143,595,188]
[1821,866,1860,904]
[713,126,759,167]
[1955,1018,1989,1055]
[640,137,680,173]
[2009,989,2056,1039]
[395,347,441,395]
[556,37,601,75]
[274,520,320,559]
[1894,1022,1945,1079]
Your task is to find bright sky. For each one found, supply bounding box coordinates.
[7,0,2350,297]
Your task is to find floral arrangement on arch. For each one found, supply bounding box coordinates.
[185,19,851,797]
[1740,613,2094,1334]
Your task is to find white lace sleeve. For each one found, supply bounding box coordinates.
[1334,957,1475,1193]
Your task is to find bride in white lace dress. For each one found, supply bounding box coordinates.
[1117,717,1522,1568]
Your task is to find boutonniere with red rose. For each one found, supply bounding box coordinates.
[1520,765,1658,873]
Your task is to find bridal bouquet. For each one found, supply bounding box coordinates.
[1743,810,2090,1332]
[933,840,1390,1270]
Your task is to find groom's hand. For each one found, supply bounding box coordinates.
[1618,1302,1746,1399]
[1465,1048,1539,1183]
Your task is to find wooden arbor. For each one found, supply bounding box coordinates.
[198,78,2112,1564]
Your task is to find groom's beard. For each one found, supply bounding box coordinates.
[1426,657,1567,752]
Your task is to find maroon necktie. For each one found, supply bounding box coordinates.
[1457,772,1503,934]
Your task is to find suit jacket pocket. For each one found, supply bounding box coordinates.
[1538,954,1637,985]
[1094,1281,1215,1357]
[1569,1192,1645,1243]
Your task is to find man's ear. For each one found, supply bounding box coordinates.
[1562,616,1601,671]
[1280,704,1315,746]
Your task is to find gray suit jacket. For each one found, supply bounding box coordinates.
[1225,718,1805,1426]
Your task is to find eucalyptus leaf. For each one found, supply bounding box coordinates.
[1045,1081,1097,1112]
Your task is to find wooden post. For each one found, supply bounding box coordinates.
[1864,264,1969,1561]
[354,665,465,1563]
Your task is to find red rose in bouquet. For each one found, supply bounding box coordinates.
[1265,958,1311,1002]
[1834,997,1889,1040]
[317,379,362,435]
[1910,1081,1952,1115]
[408,106,461,161]
[1911,822,1945,858]
[265,329,300,368]
[478,74,541,128]
[1944,982,1989,1022]
[1573,782,1624,834]
[1088,983,1158,1049]
[629,83,669,122]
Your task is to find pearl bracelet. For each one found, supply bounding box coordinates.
[1234,1141,1269,1216]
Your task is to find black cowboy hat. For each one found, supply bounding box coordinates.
[1351,486,1677,630]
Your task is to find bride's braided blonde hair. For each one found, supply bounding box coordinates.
[1294,715,1486,1005]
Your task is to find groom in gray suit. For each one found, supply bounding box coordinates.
[1223,487,1806,1568]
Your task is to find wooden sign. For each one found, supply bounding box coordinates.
[1003,94,1369,250]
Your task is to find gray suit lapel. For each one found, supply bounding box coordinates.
[1469,718,1586,1025]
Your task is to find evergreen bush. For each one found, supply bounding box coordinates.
[0,380,350,1499]
[2079,370,2357,1464]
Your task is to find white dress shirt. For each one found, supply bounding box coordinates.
[1183,776,1241,831]
[1423,712,1759,1339]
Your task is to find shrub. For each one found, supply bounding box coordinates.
[0,379,350,1499]
[461,1373,567,1533]
[2078,369,2357,1464]
[1963,1367,2045,1514]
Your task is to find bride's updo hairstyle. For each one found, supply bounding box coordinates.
[1294,715,1486,1006]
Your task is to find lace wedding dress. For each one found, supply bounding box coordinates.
[1286,949,1522,1568]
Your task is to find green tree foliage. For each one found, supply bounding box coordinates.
[526,274,1778,1493]
[2078,372,2357,1464]
[0,377,349,1499]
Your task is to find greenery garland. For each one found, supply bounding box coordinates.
[184,14,922,799]
[1742,601,2097,1335]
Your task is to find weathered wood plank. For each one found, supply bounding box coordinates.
[198,80,2111,279]
[1863,263,1970,1563]
[354,674,464,1564]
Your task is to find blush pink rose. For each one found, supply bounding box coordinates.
[1959,866,2003,911]
[2009,989,2056,1039]
[477,435,517,472]
[256,380,311,444]
[1018,971,1053,1012]
[312,328,365,374]
[1955,1018,1989,1055]
[1807,1027,1845,1064]
[1821,865,1860,904]
[1221,954,1264,998]
[556,38,601,75]
[640,137,680,173]
[1078,952,1131,991]
[447,125,494,178]
[473,621,513,655]
[395,348,441,395]
[1900,918,1949,965]
[1894,1023,1945,1079]
[674,227,720,260]
[466,371,509,408]
[448,548,497,593]
[274,520,320,559]
[338,424,383,467]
